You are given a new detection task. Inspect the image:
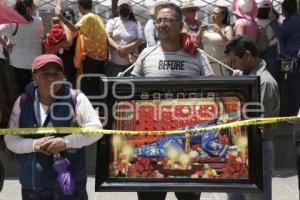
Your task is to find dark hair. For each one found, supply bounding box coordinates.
[257,4,279,19]
[14,0,34,22]
[118,5,137,21]
[63,7,76,24]
[156,2,182,21]
[282,0,297,16]
[77,0,92,10]
[129,12,137,21]
[216,6,230,26]
[224,36,258,57]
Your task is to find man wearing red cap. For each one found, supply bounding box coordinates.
[4,54,102,199]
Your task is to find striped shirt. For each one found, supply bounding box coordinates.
[131,46,214,77]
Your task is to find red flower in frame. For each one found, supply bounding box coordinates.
[142,171,149,177]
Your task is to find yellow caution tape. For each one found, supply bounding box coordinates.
[0,116,299,136]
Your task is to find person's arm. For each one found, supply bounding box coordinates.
[234,23,245,37]
[4,97,35,154]
[107,33,120,50]
[195,24,208,45]
[58,13,79,33]
[63,24,77,48]
[4,96,64,155]
[0,24,14,52]
[0,37,9,51]
[105,18,120,50]
[63,93,103,149]
[121,38,142,51]
[267,9,298,40]
[120,21,143,52]
[260,81,280,118]
[224,26,234,41]
[270,17,298,40]
[258,81,280,136]
[42,92,103,154]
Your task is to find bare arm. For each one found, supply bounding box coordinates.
[215,25,234,42]
[107,33,119,50]
[123,38,142,50]
[224,26,234,41]
[235,24,245,36]
[63,25,77,48]
[0,37,8,50]
[58,14,78,33]
[0,36,12,52]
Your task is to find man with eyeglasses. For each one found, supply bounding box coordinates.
[131,2,214,78]
[132,3,214,200]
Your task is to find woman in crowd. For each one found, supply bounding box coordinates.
[0,0,44,97]
[232,0,258,41]
[256,0,279,79]
[196,6,233,75]
[144,1,165,47]
[269,0,300,116]
[181,1,201,37]
[106,0,143,76]
[60,7,78,87]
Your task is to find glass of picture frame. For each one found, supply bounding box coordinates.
[95,77,262,193]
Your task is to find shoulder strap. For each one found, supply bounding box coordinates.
[70,89,78,113]
[112,17,118,30]
[12,24,18,36]
[19,93,28,110]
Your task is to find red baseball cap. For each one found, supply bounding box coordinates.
[32,54,64,73]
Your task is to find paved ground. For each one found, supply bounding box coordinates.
[0,170,298,200]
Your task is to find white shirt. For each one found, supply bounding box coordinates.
[0,16,44,69]
[5,92,103,154]
[106,17,143,65]
[131,46,214,77]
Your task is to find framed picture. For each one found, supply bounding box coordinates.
[96,77,262,192]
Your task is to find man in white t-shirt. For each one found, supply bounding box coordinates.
[132,3,214,200]
[131,3,213,78]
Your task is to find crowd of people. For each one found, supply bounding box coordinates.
[0,0,300,199]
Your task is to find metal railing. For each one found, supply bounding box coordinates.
[31,0,286,34]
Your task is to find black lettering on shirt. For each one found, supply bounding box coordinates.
[158,60,163,70]
[181,61,184,70]
[157,60,185,71]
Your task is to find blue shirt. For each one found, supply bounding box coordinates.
[271,13,300,58]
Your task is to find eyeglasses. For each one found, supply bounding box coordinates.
[155,17,179,25]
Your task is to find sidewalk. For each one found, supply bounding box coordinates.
[0,170,298,200]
